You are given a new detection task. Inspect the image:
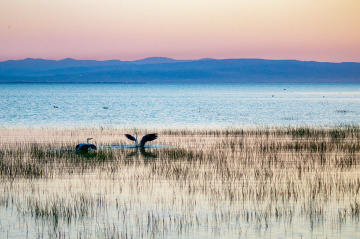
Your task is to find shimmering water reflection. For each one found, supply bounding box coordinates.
[0,83,359,128]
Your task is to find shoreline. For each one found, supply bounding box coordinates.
[1,124,358,147]
[1,123,359,131]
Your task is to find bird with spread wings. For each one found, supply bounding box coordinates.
[124,133,158,147]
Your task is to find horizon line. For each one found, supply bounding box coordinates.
[1,57,359,64]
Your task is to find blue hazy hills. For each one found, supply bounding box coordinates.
[0,57,359,83]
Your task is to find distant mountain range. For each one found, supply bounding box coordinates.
[0,57,359,83]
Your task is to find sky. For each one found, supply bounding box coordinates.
[1,0,360,62]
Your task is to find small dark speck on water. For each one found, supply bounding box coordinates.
[0,84,358,128]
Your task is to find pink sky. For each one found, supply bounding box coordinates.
[1,0,360,62]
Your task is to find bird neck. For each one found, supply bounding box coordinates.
[135,133,138,146]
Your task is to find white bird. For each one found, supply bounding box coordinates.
[124,133,158,147]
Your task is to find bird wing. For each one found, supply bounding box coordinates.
[125,134,136,141]
[76,144,88,153]
[140,133,158,147]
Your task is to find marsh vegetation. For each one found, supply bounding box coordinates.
[0,126,360,238]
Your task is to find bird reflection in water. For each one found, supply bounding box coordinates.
[126,147,157,159]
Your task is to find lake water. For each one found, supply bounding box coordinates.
[0,83,359,128]
[1,83,360,238]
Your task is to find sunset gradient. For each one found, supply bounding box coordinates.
[1,0,359,62]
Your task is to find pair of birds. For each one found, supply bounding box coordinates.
[75,133,158,153]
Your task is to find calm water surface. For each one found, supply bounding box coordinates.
[1,83,359,128]
[1,83,360,238]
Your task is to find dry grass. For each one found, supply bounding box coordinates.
[0,126,359,238]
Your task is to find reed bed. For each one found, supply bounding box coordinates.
[0,126,359,238]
